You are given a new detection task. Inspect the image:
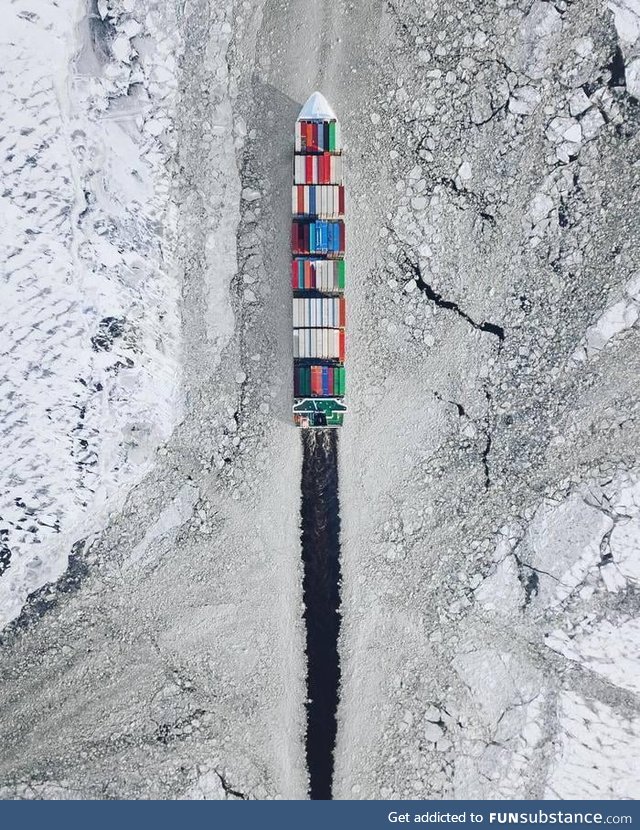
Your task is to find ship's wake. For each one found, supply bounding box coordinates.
[300,429,342,799]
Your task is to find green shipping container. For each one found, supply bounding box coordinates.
[334,366,345,396]
[328,121,336,152]
[337,259,346,290]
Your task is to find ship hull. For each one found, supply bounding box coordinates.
[292,93,346,429]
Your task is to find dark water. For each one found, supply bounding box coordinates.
[300,429,342,800]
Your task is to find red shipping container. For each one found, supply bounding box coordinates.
[311,122,318,152]
[311,366,323,395]
[291,260,298,289]
[339,185,345,215]
[304,259,311,289]
[339,330,346,361]
[339,221,345,252]
[328,366,334,396]
[339,297,346,327]
[304,122,311,151]
[305,155,312,183]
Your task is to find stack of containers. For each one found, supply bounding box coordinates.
[292,97,346,426]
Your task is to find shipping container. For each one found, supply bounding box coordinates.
[292,297,346,329]
[295,117,343,154]
[293,153,344,185]
[291,220,345,255]
[294,364,345,398]
[291,259,347,292]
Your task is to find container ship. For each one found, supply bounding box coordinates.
[292,92,347,428]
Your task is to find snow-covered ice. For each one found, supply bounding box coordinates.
[546,692,640,799]
[1,0,183,627]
